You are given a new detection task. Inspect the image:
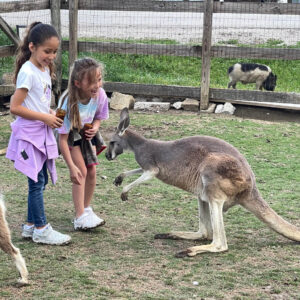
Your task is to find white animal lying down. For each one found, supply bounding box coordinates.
[106,108,300,258]
[228,63,277,91]
[0,195,28,285]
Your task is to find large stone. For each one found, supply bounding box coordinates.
[215,104,224,114]
[110,92,135,110]
[223,102,236,115]
[200,103,216,114]
[134,102,170,112]
[172,101,182,110]
[182,98,199,111]
[215,102,236,115]
[2,72,14,84]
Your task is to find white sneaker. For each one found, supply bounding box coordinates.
[32,224,71,245]
[74,211,105,230]
[22,224,34,239]
[85,206,105,226]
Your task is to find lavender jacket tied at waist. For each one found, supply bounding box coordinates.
[6,118,59,183]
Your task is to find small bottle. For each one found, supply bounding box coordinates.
[56,108,67,120]
[82,123,93,138]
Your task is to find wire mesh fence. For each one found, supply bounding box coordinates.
[0,1,300,98]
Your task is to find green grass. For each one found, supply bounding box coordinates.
[1,28,300,92]
[61,51,300,93]
[0,110,300,299]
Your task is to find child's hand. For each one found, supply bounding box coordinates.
[70,165,83,185]
[85,125,98,140]
[43,113,63,128]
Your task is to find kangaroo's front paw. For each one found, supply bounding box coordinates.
[121,192,128,201]
[114,175,124,186]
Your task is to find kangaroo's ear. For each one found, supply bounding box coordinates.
[117,108,130,136]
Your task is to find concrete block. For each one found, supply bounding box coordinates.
[134,102,170,112]
[182,98,199,111]
[200,103,216,113]
[110,92,135,110]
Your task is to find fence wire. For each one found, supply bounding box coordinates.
[0,1,300,93]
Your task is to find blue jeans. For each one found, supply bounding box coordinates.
[27,162,48,227]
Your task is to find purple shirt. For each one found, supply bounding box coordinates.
[6,118,58,183]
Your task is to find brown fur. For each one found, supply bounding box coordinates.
[0,196,28,285]
[106,108,300,257]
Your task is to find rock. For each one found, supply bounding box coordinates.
[182,98,199,112]
[0,148,7,156]
[172,101,182,110]
[200,103,216,113]
[110,92,135,110]
[223,102,236,115]
[215,103,236,115]
[215,104,224,114]
[134,102,170,112]
[2,73,14,84]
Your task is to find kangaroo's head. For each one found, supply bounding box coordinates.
[105,108,130,161]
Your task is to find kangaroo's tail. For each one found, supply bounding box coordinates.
[241,188,300,242]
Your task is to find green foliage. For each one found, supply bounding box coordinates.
[60,50,300,93]
[1,30,300,92]
[0,111,299,299]
[0,29,12,45]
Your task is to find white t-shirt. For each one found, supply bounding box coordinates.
[16,61,52,114]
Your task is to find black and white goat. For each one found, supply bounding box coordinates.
[228,63,277,91]
[0,195,28,285]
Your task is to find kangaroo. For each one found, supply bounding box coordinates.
[105,108,300,257]
[0,195,28,285]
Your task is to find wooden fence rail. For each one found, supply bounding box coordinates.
[1,0,299,14]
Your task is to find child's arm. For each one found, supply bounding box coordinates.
[84,119,101,140]
[10,88,63,128]
[59,134,83,185]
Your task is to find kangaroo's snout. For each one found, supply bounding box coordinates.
[105,150,113,161]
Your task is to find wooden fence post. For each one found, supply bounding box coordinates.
[200,0,213,110]
[69,0,78,71]
[51,0,62,102]
[0,16,20,47]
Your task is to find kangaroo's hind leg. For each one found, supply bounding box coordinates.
[176,194,228,258]
[154,196,213,241]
